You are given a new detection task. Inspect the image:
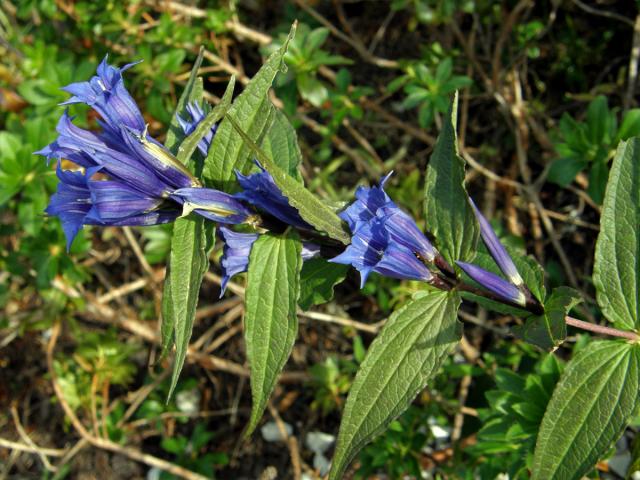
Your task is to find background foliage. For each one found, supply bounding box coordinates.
[1,1,639,478]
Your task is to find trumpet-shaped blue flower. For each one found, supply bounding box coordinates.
[469,197,523,286]
[330,219,432,287]
[37,57,253,249]
[218,227,320,295]
[47,164,181,250]
[235,162,310,229]
[171,187,252,224]
[177,102,216,156]
[456,261,526,307]
[339,173,437,262]
[219,228,259,295]
[61,56,146,133]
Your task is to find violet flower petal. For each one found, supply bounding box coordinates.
[456,261,526,306]
[469,197,523,286]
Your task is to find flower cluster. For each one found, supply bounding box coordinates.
[37,57,250,250]
[330,173,436,286]
[39,56,533,311]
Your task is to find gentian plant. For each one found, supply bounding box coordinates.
[38,25,640,480]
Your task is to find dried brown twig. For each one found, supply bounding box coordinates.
[46,322,211,480]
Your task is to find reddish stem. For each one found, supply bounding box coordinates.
[565,316,639,342]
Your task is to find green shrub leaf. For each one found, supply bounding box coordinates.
[244,230,303,436]
[329,290,462,479]
[298,258,349,310]
[513,287,581,350]
[160,54,218,399]
[593,138,640,330]
[262,108,303,181]
[532,341,640,479]
[424,92,479,266]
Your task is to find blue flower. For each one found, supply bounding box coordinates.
[47,163,180,250]
[177,101,216,156]
[330,219,432,287]
[61,56,146,132]
[171,187,252,224]
[219,228,259,295]
[37,57,253,248]
[339,173,437,262]
[469,197,523,286]
[235,162,310,229]
[456,261,526,307]
[218,227,320,296]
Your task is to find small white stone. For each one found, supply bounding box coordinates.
[313,452,331,476]
[305,431,335,454]
[175,388,201,414]
[260,421,292,442]
[146,467,161,480]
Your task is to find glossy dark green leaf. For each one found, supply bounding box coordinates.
[329,290,462,479]
[532,341,640,480]
[244,231,302,436]
[423,92,479,266]
[593,138,640,330]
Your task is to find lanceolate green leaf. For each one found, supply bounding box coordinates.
[244,231,302,437]
[424,92,479,266]
[329,290,462,479]
[162,215,214,399]
[262,107,303,181]
[204,24,296,186]
[160,55,218,400]
[227,115,351,244]
[532,341,640,480]
[160,54,207,365]
[176,76,236,165]
[165,47,205,152]
[593,138,640,330]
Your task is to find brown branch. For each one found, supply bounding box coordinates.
[46,322,211,480]
[565,316,639,342]
[267,402,302,480]
[625,14,640,110]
